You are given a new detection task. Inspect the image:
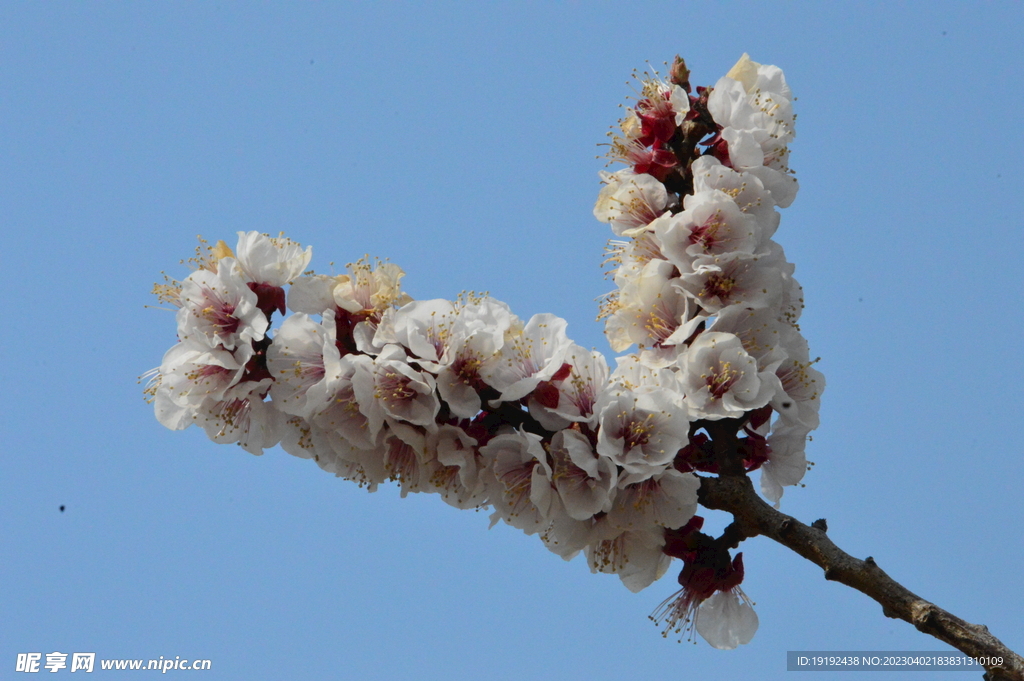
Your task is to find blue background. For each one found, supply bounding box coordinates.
[3,2,1022,679]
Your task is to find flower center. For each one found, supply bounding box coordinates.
[699,272,736,302]
[622,412,656,449]
[689,211,726,252]
[703,361,741,400]
[377,370,417,405]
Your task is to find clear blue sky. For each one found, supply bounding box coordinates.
[3,3,1022,679]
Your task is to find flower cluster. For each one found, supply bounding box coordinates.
[594,53,823,645]
[145,54,824,652]
[596,54,821,501]
[146,232,699,594]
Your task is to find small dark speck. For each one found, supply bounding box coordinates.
[997,174,1001,178]
[59,505,65,513]
[858,297,863,302]
[942,31,947,35]
[309,59,315,65]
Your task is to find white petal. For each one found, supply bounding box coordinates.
[696,590,759,649]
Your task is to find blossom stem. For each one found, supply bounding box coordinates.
[664,88,715,198]
[698,472,1024,681]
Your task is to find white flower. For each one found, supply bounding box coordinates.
[585,524,671,593]
[380,428,430,497]
[604,231,667,289]
[481,429,551,534]
[608,354,677,391]
[771,334,824,431]
[234,231,312,287]
[706,55,799,208]
[696,589,759,650]
[595,385,690,478]
[633,72,690,132]
[720,126,766,169]
[156,342,247,417]
[433,297,514,418]
[745,164,799,209]
[278,416,390,491]
[328,257,413,355]
[655,190,763,268]
[388,299,459,368]
[287,274,340,315]
[602,259,705,354]
[309,351,380,451]
[706,305,790,369]
[548,429,617,520]
[266,312,331,418]
[333,258,410,315]
[710,55,795,147]
[352,344,440,434]
[609,467,699,531]
[651,531,756,647]
[481,313,572,403]
[267,311,378,451]
[690,156,780,237]
[278,415,330,461]
[675,246,788,314]
[593,171,672,237]
[725,54,791,99]
[670,85,691,126]
[197,390,282,456]
[425,424,488,509]
[391,296,512,370]
[538,512,593,561]
[778,271,806,328]
[528,344,609,428]
[176,258,267,352]
[760,422,810,507]
[680,332,781,420]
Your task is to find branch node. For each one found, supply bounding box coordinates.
[865,556,877,567]
[778,517,793,535]
[823,566,838,581]
[882,605,899,619]
[912,603,937,630]
[811,518,828,532]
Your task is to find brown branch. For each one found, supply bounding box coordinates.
[698,473,1024,681]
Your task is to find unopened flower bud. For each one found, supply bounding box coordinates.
[670,55,691,92]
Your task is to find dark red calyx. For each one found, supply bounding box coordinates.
[247,282,287,319]
[747,405,773,430]
[676,432,718,474]
[240,336,273,384]
[634,143,679,181]
[637,111,676,147]
[532,381,560,409]
[333,307,369,357]
[740,431,770,472]
[551,363,573,382]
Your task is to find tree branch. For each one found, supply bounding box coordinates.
[697,474,1024,681]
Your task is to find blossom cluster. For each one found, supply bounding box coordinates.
[145,232,696,594]
[144,54,823,651]
[593,53,824,646]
